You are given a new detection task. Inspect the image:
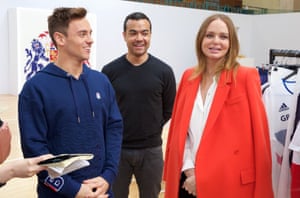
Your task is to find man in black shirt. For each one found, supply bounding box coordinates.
[102,12,176,198]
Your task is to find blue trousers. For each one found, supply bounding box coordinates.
[112,146,163,198]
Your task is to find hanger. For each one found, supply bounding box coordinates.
[277,64,299,80]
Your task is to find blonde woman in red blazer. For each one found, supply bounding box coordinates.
[163,14,273,198]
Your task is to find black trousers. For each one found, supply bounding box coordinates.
[112,146,163,198]
[179,172,196,198]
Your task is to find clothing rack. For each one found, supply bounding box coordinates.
[269,49,300,64]
[257,64,300,73]
[266,49,300,81]
[276,64,300,69]
[257,49,300,73]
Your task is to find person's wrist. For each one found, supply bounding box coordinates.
[184,168,195,178]
[0,163,14,183]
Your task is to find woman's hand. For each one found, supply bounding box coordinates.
[183,168,196,196]
[182,175,196,196]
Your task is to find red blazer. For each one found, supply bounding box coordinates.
[163,66,274,198]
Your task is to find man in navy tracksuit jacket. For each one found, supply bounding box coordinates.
[18,7,123,198]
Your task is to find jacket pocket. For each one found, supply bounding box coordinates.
[225,94,246,105]
[240,168,255,184]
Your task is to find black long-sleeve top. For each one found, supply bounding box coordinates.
[102,54,176,149]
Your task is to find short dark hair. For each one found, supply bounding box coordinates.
[123,12,152,32]
[48,7,87,47]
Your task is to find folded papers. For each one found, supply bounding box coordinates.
[39,153,94,178]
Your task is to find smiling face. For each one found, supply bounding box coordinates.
[201,18,230,65]
[66,18,93,62]
[56,18,93,63]
[123,19,151,58]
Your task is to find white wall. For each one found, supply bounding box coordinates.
[0,0,299,94]
[251,13,300,65]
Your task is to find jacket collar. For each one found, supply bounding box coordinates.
[202,70,233,139]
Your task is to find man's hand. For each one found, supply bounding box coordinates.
[75,183,108,198]
[84,176,109,195]
[75,176,109,198]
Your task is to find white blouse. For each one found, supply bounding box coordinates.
[182,76,217,171]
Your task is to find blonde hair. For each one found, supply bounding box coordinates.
[192,14,240,79]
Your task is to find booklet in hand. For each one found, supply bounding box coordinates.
[38,153,94,178]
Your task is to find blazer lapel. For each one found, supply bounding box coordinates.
[202,70,232,138]
[179,75,201,134]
